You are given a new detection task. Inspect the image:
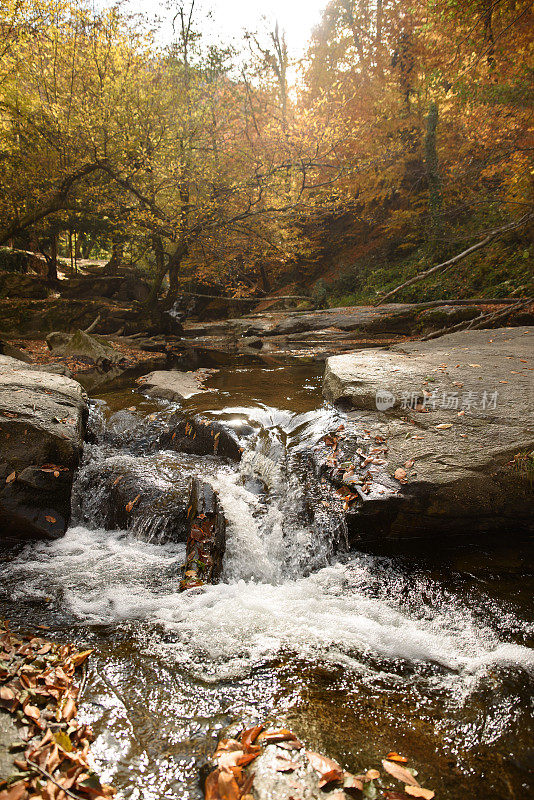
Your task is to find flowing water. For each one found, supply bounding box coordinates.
[1,364,533,799]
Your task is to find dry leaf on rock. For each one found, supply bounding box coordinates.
[217,769,240,800]
[305,750,342,777]
[241,725,264,749]
[404,787,434,799]
[343,772,364,790]
[274,756,299,772]
[382,760,420,787]
[257,729,298,745]
[318,767,344,787]
[394,468,407,482]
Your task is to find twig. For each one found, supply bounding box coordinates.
[83,315,101,334]
[26,759,85,800]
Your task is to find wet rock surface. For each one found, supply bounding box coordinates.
[322,327,534,545]
[160,413,242,462]
[180,478,226,589]
[0,355,87,541]
[138,368,211,402]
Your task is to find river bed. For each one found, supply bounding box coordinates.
[1,363,533,799]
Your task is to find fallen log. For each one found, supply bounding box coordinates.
[180,478,226,591]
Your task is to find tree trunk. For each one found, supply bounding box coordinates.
[47,232,58,282]
[259,264,271,293]
[106,234,123,274]
[424,101,442,251]
[167,240,189,301]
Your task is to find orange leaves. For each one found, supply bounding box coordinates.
[241,724,263,749]
[5,471,16,483]
[125,494,140,513]
[387,752,409,764]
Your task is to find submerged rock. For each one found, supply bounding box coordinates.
[138,368,211,402]
[0,355,87,541]
[322,327,534,545]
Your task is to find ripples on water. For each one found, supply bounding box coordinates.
[0,364,532,799]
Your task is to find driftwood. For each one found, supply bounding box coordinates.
[421,296,532,341]
[180,478,226,591]
[375,212,533,306]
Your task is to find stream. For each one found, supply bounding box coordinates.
[1,363,533,799]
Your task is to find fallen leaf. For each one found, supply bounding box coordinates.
[71,649,94,667]
[343,772,364,790]
[404,460,414,469]
[217,769,240,800]
[125,494,141,513]
[366,769,380,780]
[274,756,299,773]
[435,423,452,430]
[112,475,124,486]
[382,760,420,787]
[241,725,263,749]
[318,767,344,787]
[45,515,56,523]
[394,468,407,482]
[257,729,298,745]
[5,471,16,483]
[404,787,434,799]
[0,781,28,800]
[305,750,342,777]
[22,702,40,722]
[468,364,482,368]
[386,753,409,763]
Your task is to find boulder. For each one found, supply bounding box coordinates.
[46,329,124,363]
[322,327,534,546]
[0,271,50,299]
[72,449,214,543]
[160,413,242,462]
[60,274,150,303]
[0,355,87,541]
[138,369,211,402]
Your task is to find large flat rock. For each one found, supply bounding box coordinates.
[0,355,87,541]
[322,327,534,544]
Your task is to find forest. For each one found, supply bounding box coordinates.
[0,0,532,310]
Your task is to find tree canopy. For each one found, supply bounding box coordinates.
[0,0,531,304]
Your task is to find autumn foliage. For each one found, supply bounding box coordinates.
[0,0,531,304]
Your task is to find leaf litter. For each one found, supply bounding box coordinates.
[0,620,114,800]
[206,724,436,799]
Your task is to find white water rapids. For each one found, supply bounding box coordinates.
[5,400,533,689]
